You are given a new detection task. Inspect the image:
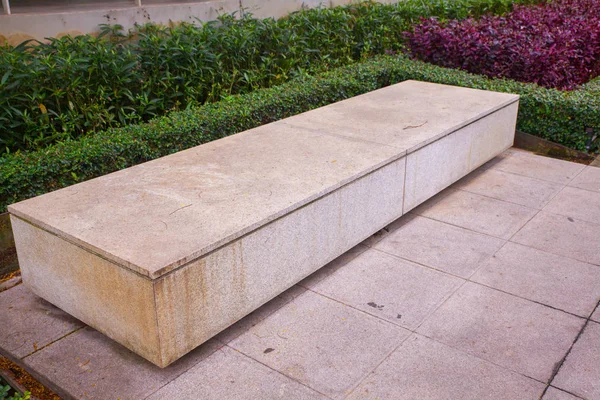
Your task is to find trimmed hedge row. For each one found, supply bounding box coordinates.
[0,0,540,153]
[1,54,598,212]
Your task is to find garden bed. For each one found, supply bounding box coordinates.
[0,0,538,153]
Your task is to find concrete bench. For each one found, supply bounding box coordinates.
[9,81,519,367]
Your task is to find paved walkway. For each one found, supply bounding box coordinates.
[1,148,600,400]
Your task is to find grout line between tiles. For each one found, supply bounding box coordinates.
[563,165,600,194]
[538,201,600,227]
[451,184,547,210]
[545,385,586,400]
[501,164,574,243]
[490,164,586,186]
[21,325,86,360]
[452,185,550,210]
[302,285,414,331]
[464,239,510,281]
[371,238,591,320]
[141,342,225,400]
[216,286,309,346]
[409,210,521,241]
[453,162,568,208]
[412,279,469,333]
[507,223,600,269]
[564,184,600,195]
[468,280,589,320]
[540,300,600,399]
[415,330,550,386]
[369,245,489,280]
[568,162,592,182]
[346,333,553,399]
[340,333,413,400]
[225,344,335,400]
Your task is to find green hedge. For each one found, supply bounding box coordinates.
[0,0,539,153]
[0,55,598,212]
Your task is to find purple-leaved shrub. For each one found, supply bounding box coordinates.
[405,0,600,90]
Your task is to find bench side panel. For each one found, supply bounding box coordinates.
[153,157,407,366]
[403,102,518,212]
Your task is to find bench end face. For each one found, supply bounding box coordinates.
[10,214,165,367]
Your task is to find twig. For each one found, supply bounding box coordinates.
[169,204,192,216]
[403,121,428,130]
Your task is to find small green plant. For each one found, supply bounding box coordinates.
[0,379,30,400]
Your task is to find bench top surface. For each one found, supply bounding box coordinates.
[9,81,518,279]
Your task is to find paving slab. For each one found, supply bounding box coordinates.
[485,149,585,184]
[229,290,409,399]
[214,285,307,345]
[543,186,600,225]
[310,249,463,330]
[453,168,563,209]
[543,387,584,400]
[147,346,326,400]
[511,211,600,266]
[347,334,545,400]
[553,321,600,399]
[23,327,220,400]
[412,188,537,239]
[568,166,600,192]
[471,242,600,317]
[0,284,83,359]
[416,282,584,382]
[297,243,369,290]
[373,214,504,278]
